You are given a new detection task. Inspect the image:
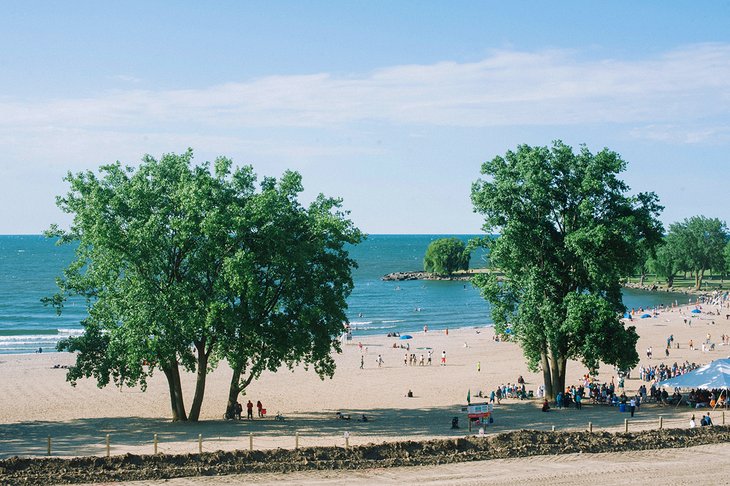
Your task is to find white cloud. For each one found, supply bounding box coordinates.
[2,43,730,136]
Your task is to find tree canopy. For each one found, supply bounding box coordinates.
[666,216,727,289]
[423,237,470,276]
[470,141,663,399]
[48,150,362,421]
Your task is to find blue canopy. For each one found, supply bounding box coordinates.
[623,313,631,319]
[400,334,413,340]
[691,309,702,314]
[641,313,651,318]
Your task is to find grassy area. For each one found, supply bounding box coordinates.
[627,274,728,291]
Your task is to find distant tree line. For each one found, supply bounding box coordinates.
[642,215,729,290]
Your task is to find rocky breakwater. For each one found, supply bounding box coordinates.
[382,269,488,282]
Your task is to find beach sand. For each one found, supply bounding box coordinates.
[1,301,729,460]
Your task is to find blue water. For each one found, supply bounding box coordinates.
[0,234,689,354]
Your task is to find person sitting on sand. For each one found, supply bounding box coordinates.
[542,399,550,412]
[407,389,414,398]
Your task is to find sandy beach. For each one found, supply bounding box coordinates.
[2,299,730,461]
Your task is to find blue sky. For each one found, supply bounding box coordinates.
[2,1,729,234]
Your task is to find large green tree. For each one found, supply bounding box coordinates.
[423,237,470,276]
[668,216,727,289]
[471,141,663,399]
[647,234,684,288]
[48,150,361,421]
[215,168,363,417]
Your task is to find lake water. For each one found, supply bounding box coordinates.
[0,234,688,354]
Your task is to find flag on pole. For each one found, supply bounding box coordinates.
[467,389,471,404]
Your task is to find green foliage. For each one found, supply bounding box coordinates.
[725,241,730,275]
[471,141,663,398]
[667,216,727,289]
[647,234,684,287]
[47,150,362,421]
[423,238,469,275]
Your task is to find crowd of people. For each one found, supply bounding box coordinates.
[638,361,701,383]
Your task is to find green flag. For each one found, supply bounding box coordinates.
[467,389,471,404]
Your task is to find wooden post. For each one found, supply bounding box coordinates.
[106,434,110,458]
[295,431,299,449]
[588,422,592,433]
[624,418,628,433]
[47,436,51,456]
[468,419,472,432]
[154,433,158,454]
[198,434,202,454]
[249,432,253,451]
[723,411,726,425]
[659,416,663,429]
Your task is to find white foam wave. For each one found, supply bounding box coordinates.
[381,319,405,323]
[57,328,84,336]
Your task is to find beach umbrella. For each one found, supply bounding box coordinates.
[400,334,413,340]
[691,309,702,314]
[623,312,631,319]
[641,313,651,318]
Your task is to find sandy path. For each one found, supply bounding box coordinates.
[84,442,730,486]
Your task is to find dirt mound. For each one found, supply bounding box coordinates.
[3,427,730,484]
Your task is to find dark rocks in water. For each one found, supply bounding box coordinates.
[382,271,475,281]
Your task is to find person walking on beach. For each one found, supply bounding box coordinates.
[427,350,432,365]
[360,355,364,369]
[441,350,447,366]
[629,397,636,417]
[246,400,254,420]
[256,400,264,418]
[377,354,384,367]
[477,361,481,372]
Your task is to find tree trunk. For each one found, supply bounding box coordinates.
[549,353,567,401]
[226,362,243,418]
[187,342,209,422]
[162,361,187,421]
[667,274,675,288]
[225,360,258,417]
[639,272,646,287]
[540,352,554,399]
[696,268,705,290]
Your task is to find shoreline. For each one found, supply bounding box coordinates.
[2,301,730,461]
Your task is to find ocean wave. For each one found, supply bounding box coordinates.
[381,319,405,323]
[348,321,373,326]
[350,324,398,331]
[57,328,84,336]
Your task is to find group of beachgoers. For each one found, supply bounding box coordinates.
[229,399,266,420]
[403,350,433,366]
[638,361,701,383]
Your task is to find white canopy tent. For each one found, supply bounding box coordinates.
[657,358,730,410]
[657,358,730,390]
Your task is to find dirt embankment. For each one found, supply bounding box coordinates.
[3,427,730,484]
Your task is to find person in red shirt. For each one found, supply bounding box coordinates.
[246,400,254,420]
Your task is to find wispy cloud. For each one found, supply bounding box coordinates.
[1,43,730,145]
